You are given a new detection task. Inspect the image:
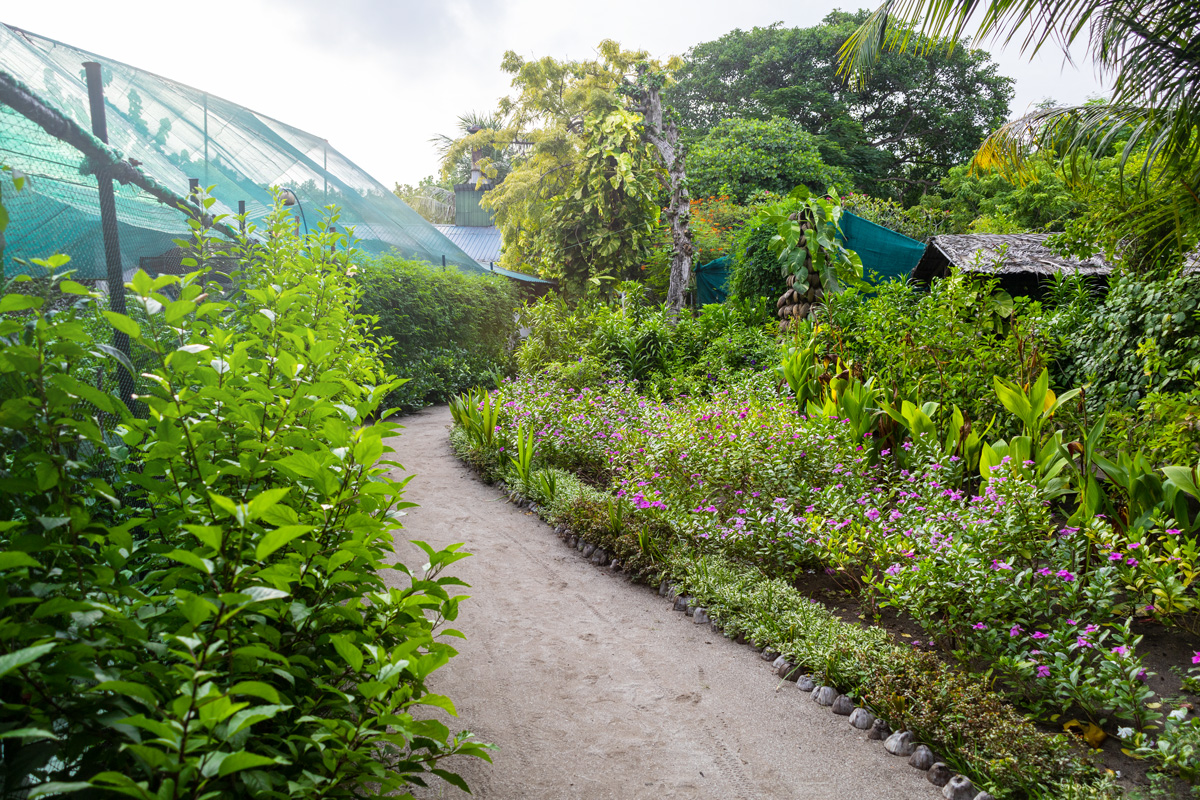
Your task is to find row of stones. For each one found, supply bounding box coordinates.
[657,583,995,800]
[517,490,991,800]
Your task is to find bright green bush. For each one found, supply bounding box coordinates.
[688,118,854,204]
[0,207,487,798]
[816,271,1053,435]
[355,254,520,409]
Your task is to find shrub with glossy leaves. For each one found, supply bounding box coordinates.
[0,202,487,798]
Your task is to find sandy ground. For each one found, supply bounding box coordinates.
[381,405,939,800]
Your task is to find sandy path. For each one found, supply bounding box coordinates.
[381,406,937,800]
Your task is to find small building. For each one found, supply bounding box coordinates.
[911,233,1111,297]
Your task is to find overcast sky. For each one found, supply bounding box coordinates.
[4,0,1108,189]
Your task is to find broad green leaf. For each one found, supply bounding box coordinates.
[217,751,280,777]
[0,551,42,570]
[0,642,56,679]
[255,525,311,561]
[330,634,364,672]
[102,311,141,339]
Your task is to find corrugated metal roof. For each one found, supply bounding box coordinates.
[432,224,552,284]
[434,224,503,264]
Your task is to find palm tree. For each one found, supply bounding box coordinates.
[838,0,1200,269]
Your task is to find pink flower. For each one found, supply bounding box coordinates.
[972,622,988,630]
[1167,528,1182,535]
[1009,624,1023,637]
[1056,570,1075,581]
[1037,665,1051,678]
[1031,631,1048,639]
[1111,646,1129,656]
[1077,636,1094,648]
[1084,624,1100,634]
[1192,652,1200,665]
[992,560,1013,571]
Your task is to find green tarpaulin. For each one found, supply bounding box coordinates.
[839,210,926,284]
[695,255,730,305]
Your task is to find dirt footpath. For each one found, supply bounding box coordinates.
[381,405,936,800]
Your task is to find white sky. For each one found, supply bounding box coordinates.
[3,0,1108,188]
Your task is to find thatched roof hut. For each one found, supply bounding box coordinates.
[911,234,1111,296]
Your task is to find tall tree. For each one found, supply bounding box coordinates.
[840,0,1200,269]
[441,42,695,307]
[670,11,1014,200]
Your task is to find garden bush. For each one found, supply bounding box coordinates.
[355,253,520,410]
[0,205,487,798]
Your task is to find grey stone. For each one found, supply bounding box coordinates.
[812,686,839,706]
[735,632,749,645]
[942,774,974,799]
[848,708,875,729]
[659,580,669,597]
[973,793,996,800]
[884,731,916,756]
[926,764,952,788]
[576,539,586,551]
[831,694,855,716]
[771,655,788,671]
[581,543,596,558]
[795,675,815,692]
[589,551,604,566]
[760,648,780,662]
[693,608,709,625]
[567,535,578,548]
[867,719,891,740]
[908,745,936,771]
[776,661,793,679]
[672,596,688,612]
[610,559,621,570]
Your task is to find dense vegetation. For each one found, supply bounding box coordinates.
[0,202,488,798]
[355,254,520,410]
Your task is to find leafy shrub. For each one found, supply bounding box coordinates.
[688,195,759,263]
[1064,271,1200,408]
[688,118,854,204]
[0,207,487,798]
[817,271,1051,433]
[355,253,520,409]
[842,191,959,242]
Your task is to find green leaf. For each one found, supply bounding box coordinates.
[255,525,311,560]
[0,294,43,313]
[27,782,94,798]
[165,549,214,575]
[330,635,364,672]
[0,551,42,570]
[217,751,280,777]
[229,681,281,704]
[0,728,59,742]
[0,642,56,679]
[415,694,458,716]
[102,311,141,339]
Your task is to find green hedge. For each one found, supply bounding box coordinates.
[356,254,520,409]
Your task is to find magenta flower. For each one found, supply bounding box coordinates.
[1056,570,1075,582]
[1192,652,1200,665]
[972,622,988,630]
[1036,665,1051,678]
[1009,624,1023,637]
[1167,528,1182,535]
[1111,646,1129,656]
[1031,631,1048,639]
[1077,637,1094,648]
[992,560,1013,571]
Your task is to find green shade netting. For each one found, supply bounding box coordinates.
[838,210,926,284]
[695,255,730,305]
[0,23,483,279]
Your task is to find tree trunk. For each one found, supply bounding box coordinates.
[637,81,693,314]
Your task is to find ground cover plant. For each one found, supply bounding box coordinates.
[449,277,1200,797]
[0,200,488,798]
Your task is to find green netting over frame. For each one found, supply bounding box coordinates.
[0,22,484,278]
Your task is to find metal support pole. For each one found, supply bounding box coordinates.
[442,255,446,268]
[202,92,209,188]
[83,61,134,412]
[238,200,246,235]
